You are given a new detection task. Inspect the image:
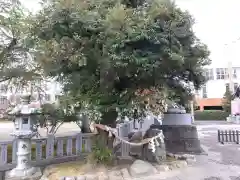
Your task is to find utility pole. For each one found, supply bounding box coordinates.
[228,61,234,92]
[224,38,240,93]
[190,100,194,124]
[188,82,195,124]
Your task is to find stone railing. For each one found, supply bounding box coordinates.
[116,115,159,137]
[0,133,94,172]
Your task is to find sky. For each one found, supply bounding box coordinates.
[176,0,240,68]
[20,0,240,68]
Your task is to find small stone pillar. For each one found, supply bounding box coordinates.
[5,95,42,180]
[142,127,166,163]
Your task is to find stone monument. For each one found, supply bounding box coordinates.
[5,95,42,180]
[152,103,203,154]
[142,127,166,163]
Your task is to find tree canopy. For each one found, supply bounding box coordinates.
[27,0,210,122]
[0,0,43,91]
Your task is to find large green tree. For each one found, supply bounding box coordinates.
[30,0,210,124]
[0,0,44,93]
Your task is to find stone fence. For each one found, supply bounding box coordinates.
[0,133,94,173]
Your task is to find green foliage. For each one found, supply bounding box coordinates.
[167,86,195,111]
[91,146,113,165]
[28,0,211,123]
[91,140,113,165]
[194,110,229,120]
[222,88,232,113]
[39,103,78,134]
[0,0,44,91]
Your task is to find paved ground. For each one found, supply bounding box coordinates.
[0,120,236,140]
[0,122,81,141]
[3,120,240,179]
[139,121,240,180]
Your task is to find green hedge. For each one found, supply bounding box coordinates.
[194,110,229,120]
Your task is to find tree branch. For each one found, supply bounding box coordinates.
[0,38,17,62]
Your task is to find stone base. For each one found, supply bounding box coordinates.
[165,139,203,154]
[5,167,42,180]
[151,125,203,154]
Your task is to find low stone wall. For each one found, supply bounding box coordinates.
[40,157,195,180]
[150,125,203,154]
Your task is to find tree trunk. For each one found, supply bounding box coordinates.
[81,114,92,133]
[101,109,118,128]
[93,124,116,152]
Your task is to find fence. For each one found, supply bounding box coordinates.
[0,116,159,172]
[0,133,94,172]
[116,115,159,138]
[116,116,160,157]
[218,130,240,144]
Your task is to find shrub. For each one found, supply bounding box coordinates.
[194,110,229,120]
[91,145,113,165]
[89,136,113,165]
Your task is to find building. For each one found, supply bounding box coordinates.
[196,66,240,111]
[0,79,62,116]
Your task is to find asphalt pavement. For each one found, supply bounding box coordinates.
[0,122,81,141]
[0,120,239,141]
[139,120,240,180]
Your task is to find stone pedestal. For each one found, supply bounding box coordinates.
[5,135,42,180]
[162,113,192,125]
[5,167,42,180]
[151,125,203,154]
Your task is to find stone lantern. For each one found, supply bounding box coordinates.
[5,95,42,180]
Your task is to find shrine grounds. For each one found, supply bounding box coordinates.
[0,122,81,140]
[126,121,240,180]
[152,121,240,180]
[2,121,240,179]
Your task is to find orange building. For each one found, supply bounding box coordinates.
[195,97,223,111]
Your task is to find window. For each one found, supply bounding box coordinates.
[202,85,207,98]
[0,96,6,105]
[204,69,214,80]
[22,117,29,124]
[216,68,228,80]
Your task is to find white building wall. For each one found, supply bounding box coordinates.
[198,66,240,99]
